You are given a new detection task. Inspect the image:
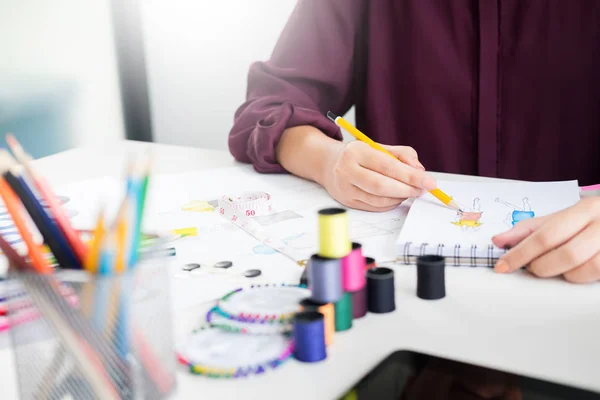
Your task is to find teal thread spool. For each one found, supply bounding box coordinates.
[334,292,353,331]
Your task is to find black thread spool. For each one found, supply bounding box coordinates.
[417,255,446,300]
[366,267,395,313]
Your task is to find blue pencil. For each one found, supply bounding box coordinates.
[3,168,80,268]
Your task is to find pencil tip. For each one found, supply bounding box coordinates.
[326,111,338,122]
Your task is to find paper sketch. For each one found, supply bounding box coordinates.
[144,165,408,265]
[180,200,214,212]
[0,195,77,246]
[395,180,580,264]
[495,197,535,226]
[451,197,483,231]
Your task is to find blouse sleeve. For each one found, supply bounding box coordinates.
[227,0,364,173]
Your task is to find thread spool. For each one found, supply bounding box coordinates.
[342,243,366,291]
[365,257,376,270]
[334,292,353,331]
[293,311,326,363]
[300,268,309,286]
[366,267,395,313]
[318,208,351,258]
[307,254,343,303]
[299,298,334,345]
[417,255,446,300]
[350,285,367,319]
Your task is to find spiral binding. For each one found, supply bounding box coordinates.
[401,242,507,267]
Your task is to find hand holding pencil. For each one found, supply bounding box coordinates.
[326,112,462,212]
[305,111,455,212]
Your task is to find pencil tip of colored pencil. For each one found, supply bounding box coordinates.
[326,111,338,122]
[4,133,26,159]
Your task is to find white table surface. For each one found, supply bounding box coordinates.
[1,139,599,400]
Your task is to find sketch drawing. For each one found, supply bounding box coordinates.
[495,197,535,226]
[181,200,214,212]
[252,233,306,255]
[451,197,483,231]
[0,195,76,245]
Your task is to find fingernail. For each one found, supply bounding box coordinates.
[494,260,509,273]
[422,177,437,190]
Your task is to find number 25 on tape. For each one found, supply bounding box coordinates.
[245,209,255,216]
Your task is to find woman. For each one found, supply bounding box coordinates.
[228,1,600,283]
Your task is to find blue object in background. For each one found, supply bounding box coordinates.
[0,80,75,159]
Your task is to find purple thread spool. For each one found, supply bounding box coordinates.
[350,284,368,319]
[307,254,343,304]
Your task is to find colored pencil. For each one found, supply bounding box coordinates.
[0,176,51,274]
[114,199,130,274]
[5,133,88,262]
[130,155,151,267]
[326,111,463,212]
[84,211,105,274]
[3,167,80,268]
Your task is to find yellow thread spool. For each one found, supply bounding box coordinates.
[318,208,351,258]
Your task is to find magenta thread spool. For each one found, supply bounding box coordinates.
[342,243,366,292]
[350,284,367,319]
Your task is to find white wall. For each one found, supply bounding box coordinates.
[141,1,355,151]
[0,0,124,154]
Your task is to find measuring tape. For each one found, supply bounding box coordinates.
[217,192,307,266]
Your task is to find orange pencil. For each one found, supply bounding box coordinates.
[5,133,88,261]
[0,178,51,274]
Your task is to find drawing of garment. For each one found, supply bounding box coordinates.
[495,197,535,226]
[451,198,482,229]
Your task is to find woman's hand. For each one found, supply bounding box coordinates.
[492,197,600,283]
[321,140,437,212]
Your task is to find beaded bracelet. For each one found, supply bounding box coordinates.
[214,283,309,324]
[206,306,292,335]
[175,325,294,379]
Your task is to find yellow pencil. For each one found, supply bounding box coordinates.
[114,200,130,274]
[84,211,105,274]
[327,111,462,212]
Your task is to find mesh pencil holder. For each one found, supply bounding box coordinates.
[5,256,177,400]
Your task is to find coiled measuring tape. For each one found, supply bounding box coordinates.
[217,192,307,266]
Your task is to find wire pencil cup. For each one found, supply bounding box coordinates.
[5,257,176,400]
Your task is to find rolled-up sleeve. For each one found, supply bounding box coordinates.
[228,0,363,173]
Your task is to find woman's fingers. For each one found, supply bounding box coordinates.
[349,164,424,199]
[494,206,592,273]
[526,221,600,278]
[348,184,405,210]
[356,143,437,191]
[491,217,548,249]
[563,251,600,283]
[381,144,425,170]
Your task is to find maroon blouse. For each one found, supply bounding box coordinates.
[228,0,600,185]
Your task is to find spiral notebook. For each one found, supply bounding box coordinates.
[396,180,581,266]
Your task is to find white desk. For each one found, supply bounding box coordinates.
[1,140,599,400]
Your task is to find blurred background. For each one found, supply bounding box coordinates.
[0,0,355,159]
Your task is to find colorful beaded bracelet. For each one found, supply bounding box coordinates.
[214,283,309,324]
[205,306,292,335]
[175,325,294,379]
